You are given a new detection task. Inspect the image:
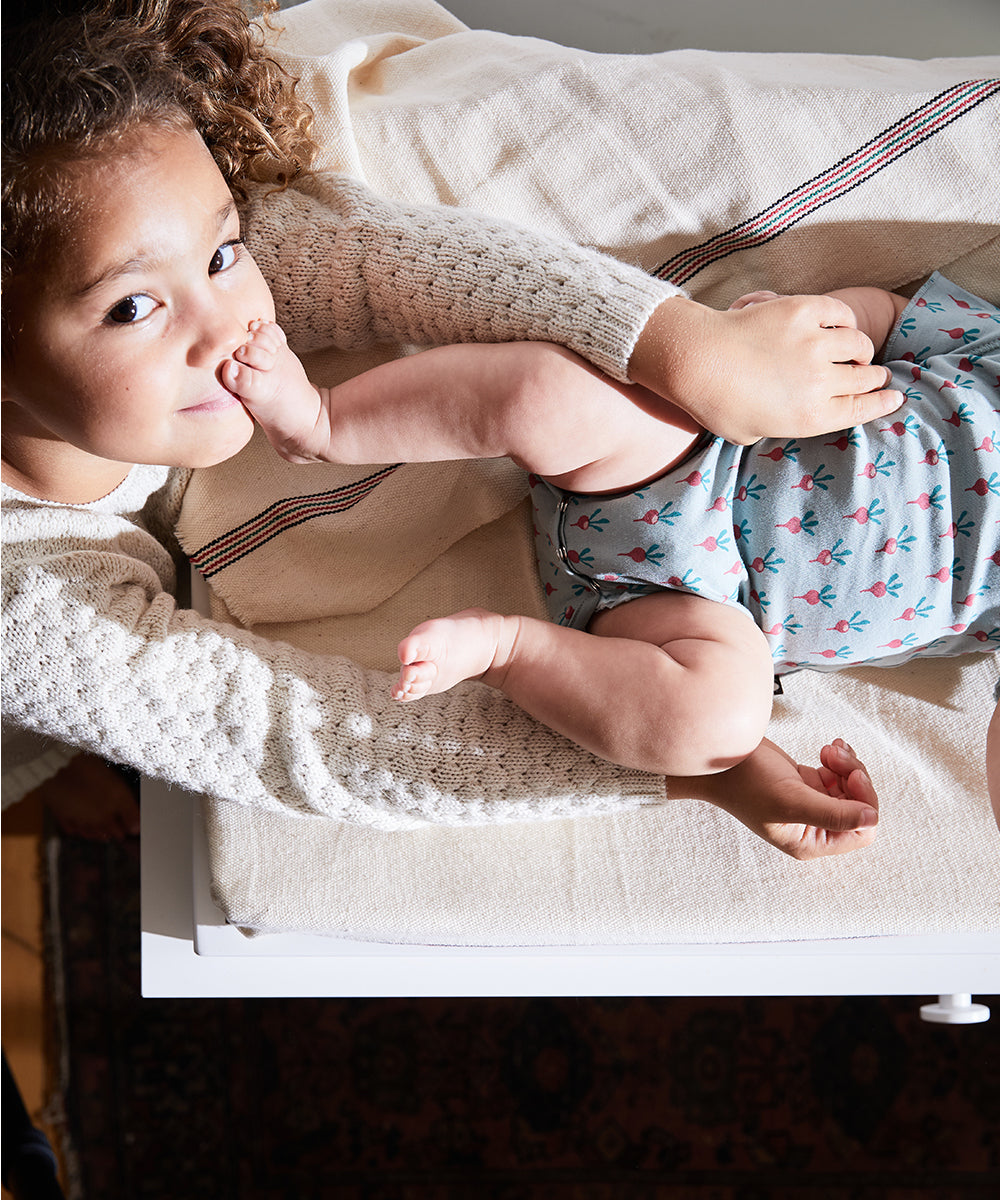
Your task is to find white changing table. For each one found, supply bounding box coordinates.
[139,778,998,1016]
[140,0,1000,1015]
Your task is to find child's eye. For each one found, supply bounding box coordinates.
[210,240,242,275]
[105,294,158,325]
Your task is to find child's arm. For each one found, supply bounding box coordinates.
[682,736,880,859]
[629,292,902,443]
[2,513,667,826]
[245,181,903,447]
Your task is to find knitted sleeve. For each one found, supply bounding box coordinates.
[2,512,663,828]
[241,175,682,382]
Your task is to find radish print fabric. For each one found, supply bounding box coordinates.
[532,274,1000,675]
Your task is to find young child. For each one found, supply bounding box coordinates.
[227,276,1000,838]
[2,0,906,854]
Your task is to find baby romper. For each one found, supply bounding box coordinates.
[532,274,1000,675]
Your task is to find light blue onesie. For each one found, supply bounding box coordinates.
[532,274,999,675]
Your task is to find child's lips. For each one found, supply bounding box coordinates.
[179,389,243,414]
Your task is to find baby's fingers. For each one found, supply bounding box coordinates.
[820,740,879,812]
[797,786,878,834]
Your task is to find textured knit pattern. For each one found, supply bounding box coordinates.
[242,175,680,379]
[3,174,674,818]
[1,466,661,822]
[534,276,1000,673]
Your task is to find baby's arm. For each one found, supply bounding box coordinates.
[682,737,880,859]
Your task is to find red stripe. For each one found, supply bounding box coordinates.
[654,80,998,285]
[190,465,401,577]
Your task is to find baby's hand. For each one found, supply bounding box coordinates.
[698,736,880,860]
[222,320,326,463]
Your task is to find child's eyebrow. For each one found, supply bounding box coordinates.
[75,200,240,297]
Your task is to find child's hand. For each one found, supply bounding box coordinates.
[692,737,880,859]
[629,294,903,445]
[728,290,782,309]
[222,320,327,463]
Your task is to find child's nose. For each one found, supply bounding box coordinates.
[188,302,248,368]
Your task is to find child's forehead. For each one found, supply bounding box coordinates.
[48,128,236,277]
[68,124,226,208]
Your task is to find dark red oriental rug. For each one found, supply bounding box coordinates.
[46,834,1000,1200]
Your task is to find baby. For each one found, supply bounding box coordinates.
[228,276,999,834]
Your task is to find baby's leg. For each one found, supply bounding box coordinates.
[395,592,774,776]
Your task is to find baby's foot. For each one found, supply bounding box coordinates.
[222,319,293,407]
[222,319,326,462]
[393,608,511,701]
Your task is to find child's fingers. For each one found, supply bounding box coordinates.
[827,359,902,423]
[827,326,876,367]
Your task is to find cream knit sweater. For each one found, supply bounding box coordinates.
[2,175,678,822]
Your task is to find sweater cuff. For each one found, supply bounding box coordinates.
[557,272,685,385]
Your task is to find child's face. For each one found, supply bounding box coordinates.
[3,125,274,471]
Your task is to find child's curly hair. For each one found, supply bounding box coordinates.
[2,0,316,305]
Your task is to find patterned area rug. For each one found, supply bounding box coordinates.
[46,834,999,1200]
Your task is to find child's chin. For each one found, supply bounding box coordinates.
[184,414,256,468]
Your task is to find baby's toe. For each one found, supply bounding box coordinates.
[392,660,437,701]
